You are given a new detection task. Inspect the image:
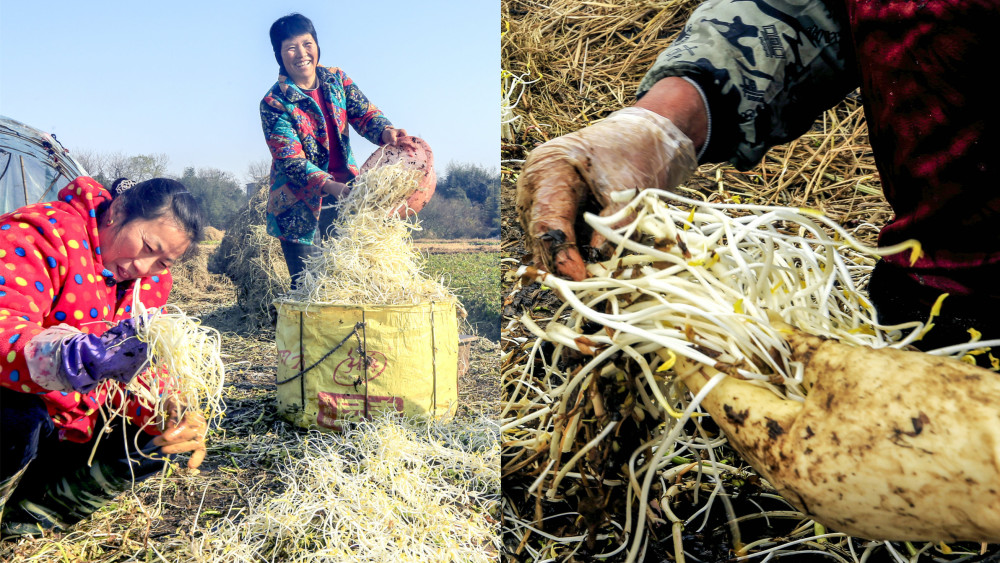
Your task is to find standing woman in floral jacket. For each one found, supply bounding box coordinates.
[261,13,412,288]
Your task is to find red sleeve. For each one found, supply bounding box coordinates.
[0,204,72,394]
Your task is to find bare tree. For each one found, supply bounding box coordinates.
[71,148,108,178]
[246,159,271,183]
[245,159,271,195]
[125,153,170,181]
[72,150,170,183]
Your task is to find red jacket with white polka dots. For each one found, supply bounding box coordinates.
[0,177,172,443]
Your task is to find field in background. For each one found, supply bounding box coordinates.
[424,248,500,342]
[415,238,499,254]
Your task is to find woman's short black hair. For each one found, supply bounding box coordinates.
[111,178,205,250]
[269,13,320,76]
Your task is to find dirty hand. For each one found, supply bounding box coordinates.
[153,399,208,469]
[676,323,1000,542]
[516,107,697,281]
[381,127,409,146]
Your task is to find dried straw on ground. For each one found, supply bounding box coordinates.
[202,226,225,242]
[191,413,500,562]
[503,0,701,139]
[170,245,235,308]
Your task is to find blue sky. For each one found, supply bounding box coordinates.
[0,0,498,182]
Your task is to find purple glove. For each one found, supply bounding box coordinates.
[59,318,149,392]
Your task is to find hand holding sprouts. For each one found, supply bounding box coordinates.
[504,188,1000,561]
[98,285,225,470]
[284,163,458,307]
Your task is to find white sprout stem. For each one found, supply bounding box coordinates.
[97,283,226,450]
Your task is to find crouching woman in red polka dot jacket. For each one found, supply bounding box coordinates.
[0,176,207,537]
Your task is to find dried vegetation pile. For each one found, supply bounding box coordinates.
[209,185,289,328]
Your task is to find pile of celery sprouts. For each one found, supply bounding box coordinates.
[502,188,998,562]
[284,163,456,306]
[192,413,500,562]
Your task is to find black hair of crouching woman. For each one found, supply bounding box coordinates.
[103,177,206,254]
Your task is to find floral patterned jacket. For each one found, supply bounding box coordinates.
[260,66,392,244]
[0,178,172,443]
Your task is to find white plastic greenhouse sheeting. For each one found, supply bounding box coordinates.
[0,116,87,215]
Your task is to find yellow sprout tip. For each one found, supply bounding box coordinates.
[655,349,677,373]
[908,241,923,266]
[797,207,824,217]
[930,293,948,317]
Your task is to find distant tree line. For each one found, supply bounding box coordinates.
[414,162,500,239]
[72,151,498,238]
[74,150,250,229]
[178,167,250,230]
[73,150,171,185]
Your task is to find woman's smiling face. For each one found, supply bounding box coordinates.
[281,33,319,89]
[98,202,190,281]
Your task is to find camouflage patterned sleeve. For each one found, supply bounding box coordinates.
[637,0,858,169]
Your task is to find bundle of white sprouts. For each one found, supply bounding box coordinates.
[101,285,226,438]
[284,163,456,306]
[192,413,500,562]
[501,67,537,143]
[502,188,998,562]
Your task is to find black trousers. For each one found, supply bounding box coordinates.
[868,260,1000,353]
[279,203,339,290]
[1,388,168,529]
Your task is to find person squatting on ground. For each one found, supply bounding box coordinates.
[0,177,208,537]
[261,12,413,289]
[516,0,1000,347]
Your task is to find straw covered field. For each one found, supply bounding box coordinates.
[501,1,999,562]
[1,223,501,561]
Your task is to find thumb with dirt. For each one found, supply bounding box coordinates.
[516,107,696,281]
[516,77,706,281]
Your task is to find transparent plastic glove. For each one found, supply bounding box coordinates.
[516,107,697,280]
[676,323,1000,542]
